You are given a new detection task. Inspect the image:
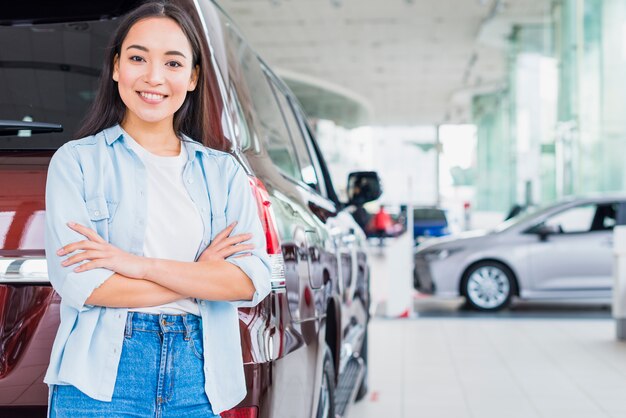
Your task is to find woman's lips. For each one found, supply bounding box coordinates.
[137,91,167,104]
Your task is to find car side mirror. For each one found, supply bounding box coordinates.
[347,171,382,206]
[533,224,561,241]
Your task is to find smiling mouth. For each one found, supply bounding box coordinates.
[137,91,167,102]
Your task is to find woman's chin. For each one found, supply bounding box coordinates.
[126,111,175,126]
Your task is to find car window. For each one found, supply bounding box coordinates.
[228,84,251,150]
[591,203,617,230]
[413,208,447,222]
[544,204,616,233]
[0,19,115,149]
[220,25,300,179]
[290,97,328,197]
[266,77,320,191]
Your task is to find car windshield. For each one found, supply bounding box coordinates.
[494,202,563,232]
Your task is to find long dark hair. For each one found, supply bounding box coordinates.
[76,1,227,150]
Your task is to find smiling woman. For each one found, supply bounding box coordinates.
[43,2,271,417]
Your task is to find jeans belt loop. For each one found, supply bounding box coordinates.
[124,312,133,338]
[182,314,191,341]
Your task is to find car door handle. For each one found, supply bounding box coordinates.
[281,202,298,217]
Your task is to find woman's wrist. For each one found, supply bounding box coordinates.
[142,257,159,282]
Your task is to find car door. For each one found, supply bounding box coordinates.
[527,202,617,293]
[265,72,336,310]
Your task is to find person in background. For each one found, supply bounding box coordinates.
[373,205,393,246]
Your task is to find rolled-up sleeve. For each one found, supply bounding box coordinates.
[45,144,115,312]
[223,158,272,308]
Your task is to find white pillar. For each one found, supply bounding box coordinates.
[384,202,414,318]
[612,225,626,340]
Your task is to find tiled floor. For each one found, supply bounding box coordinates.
[348,317,626,418]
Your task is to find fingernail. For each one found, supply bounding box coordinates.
[232,221,238,226]
[57,249,64,255]
[67,222,76,227]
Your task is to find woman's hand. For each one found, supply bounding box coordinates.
[198,222,254,262]
[57,222,148,279]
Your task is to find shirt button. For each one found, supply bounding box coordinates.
[113,348,117,354]
[187,178,194,184]
[94,210,100,216]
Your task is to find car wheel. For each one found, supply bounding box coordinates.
[316,344,336,418]
[462,261,515,311]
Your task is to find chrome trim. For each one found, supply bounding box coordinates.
[269,253,286,291]
[338,323,365,374]
[0,257,49,284]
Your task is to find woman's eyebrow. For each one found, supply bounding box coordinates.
[126,44,187,58]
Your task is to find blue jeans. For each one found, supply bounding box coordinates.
[50,312,220,417]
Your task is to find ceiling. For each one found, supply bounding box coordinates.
[215,0,550,127]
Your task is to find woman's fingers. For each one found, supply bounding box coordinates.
[219,243,255,258]
[73,259,102,273]
[57,240,101,256]
[207,233,252,253]
[61,250,105,267]
[215,233,253,250]
[67,222,107,244]
[212,222,238,243]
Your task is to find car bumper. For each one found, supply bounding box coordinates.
[413,257,435,293]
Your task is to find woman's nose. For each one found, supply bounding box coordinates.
[144,62,165,85]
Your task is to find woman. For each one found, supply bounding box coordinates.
[44,2,271,416]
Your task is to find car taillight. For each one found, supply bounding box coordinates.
[249,177,285,289]
[221,406,259,418]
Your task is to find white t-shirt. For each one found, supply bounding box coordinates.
[126,133,202,315]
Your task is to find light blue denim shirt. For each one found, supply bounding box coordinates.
[44,124,271,414]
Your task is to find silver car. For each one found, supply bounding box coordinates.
[414,195,626,311]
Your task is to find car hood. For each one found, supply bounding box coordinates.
[415,229,492,252]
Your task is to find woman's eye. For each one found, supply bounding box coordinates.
[129,56,145,62]
[167,61,183,68]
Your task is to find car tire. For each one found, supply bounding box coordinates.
[316,344,336,418]
[462,261,515,312]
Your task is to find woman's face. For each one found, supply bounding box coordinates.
[113,17,199,127]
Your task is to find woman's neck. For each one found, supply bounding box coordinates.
[120,116,181,157]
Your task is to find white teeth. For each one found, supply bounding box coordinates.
[140,92,165,101]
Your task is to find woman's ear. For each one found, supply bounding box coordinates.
[112,54,120,82]
[188,65,200,91]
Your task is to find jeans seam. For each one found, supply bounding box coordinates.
[189,332,204,360]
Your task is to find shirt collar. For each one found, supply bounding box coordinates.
[102,124,210,160]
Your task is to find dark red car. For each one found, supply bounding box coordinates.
[0,1,380,417]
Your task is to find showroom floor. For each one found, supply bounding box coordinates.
[349,240,626,418]
[348,311,626,418]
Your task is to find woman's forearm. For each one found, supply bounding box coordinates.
[143,259,255,302]
[85,273,185,308]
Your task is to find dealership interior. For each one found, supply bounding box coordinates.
[218,0,626,417]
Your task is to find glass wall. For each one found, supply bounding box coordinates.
[473,0,626,213]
